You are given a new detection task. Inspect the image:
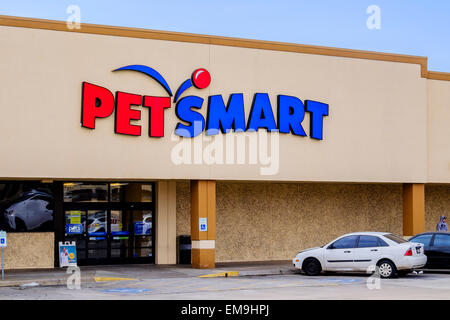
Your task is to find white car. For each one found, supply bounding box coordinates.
[292,232,427,278]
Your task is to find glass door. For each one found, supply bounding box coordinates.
[62,182,155,265]
[131,209,153,260]
[86,209,108,263]
[64,209,87,263]
[64,209,109,265]
[110,209,131,262]
[109,209,153,263]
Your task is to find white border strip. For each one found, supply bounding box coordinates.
[192,240,215,249]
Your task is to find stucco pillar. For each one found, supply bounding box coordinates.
[190,180,216,269]
[156,181,177,264]
[403,183,425,236]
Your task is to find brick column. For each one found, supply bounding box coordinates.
[403,183,425,236]
[190,180,216,269]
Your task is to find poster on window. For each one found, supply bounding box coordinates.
[134,222,151,236]
[66,223,83,234]
[59,241,77,267]
[69,211,81,224]
[0,182,54,232]
[66,211,83,234]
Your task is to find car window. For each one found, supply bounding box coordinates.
[377,237,389,247]
[358,235,380,248]
[330,235,358,249]
[433,234,450,247]
[411,234,433,246]
[384,233,408,244]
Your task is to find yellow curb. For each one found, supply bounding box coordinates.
[94,277,137,282]
[198,271,239,278]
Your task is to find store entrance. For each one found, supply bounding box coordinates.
[62,182,154,265]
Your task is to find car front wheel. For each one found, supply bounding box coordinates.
[377,260,396,279]
[303,258,322,276]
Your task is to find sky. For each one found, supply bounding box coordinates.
[1,0,449,72]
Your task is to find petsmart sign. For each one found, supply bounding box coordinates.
[81,65,329,139]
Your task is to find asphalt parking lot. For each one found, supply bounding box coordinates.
[0,272,449,300]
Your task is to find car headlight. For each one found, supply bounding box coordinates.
[5,209,14,216]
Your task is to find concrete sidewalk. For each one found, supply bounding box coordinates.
[0,260,296,287]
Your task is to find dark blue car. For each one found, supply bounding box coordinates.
[409,232,450,269]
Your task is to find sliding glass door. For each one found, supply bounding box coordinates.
[62,182,154,265]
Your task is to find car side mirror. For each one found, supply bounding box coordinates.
[327,244,334,250]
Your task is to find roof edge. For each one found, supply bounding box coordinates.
[427,71,450,81]
[0,15,449,81]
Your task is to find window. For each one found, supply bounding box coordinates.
[358,235,382,248]
[384,233,408,244]
[377,238,389,247]
[64,182,153,203]
[329,235,358,249]
[64,183,107,202]
[411,234,433,247]
[0,181,54,232]
[433,234,450,247]
[110,183,153,202]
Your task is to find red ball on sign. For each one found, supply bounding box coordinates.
[191,68,211,89]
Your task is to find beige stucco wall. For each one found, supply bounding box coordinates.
[156,181,177,264]
[176,181,191,237]
[0,26,433,183]
[176,181,403,262]
[3,232,54,270]
[425,184,450,232]
[427,80,450,183]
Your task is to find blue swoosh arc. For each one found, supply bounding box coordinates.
[113,65,173,96]
[174,79,193,103]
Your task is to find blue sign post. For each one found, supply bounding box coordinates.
[0,231,7,280]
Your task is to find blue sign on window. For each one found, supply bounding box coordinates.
[88,231,107,236]
[111,231,129,236]
[66,224,83,234]
[134,222,150,236]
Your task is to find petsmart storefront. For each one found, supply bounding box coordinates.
[0,15,449,270]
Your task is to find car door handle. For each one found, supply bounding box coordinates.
[371,249,378,252]
[344,250,351,253]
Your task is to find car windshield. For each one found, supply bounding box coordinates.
[384,233,408,244]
